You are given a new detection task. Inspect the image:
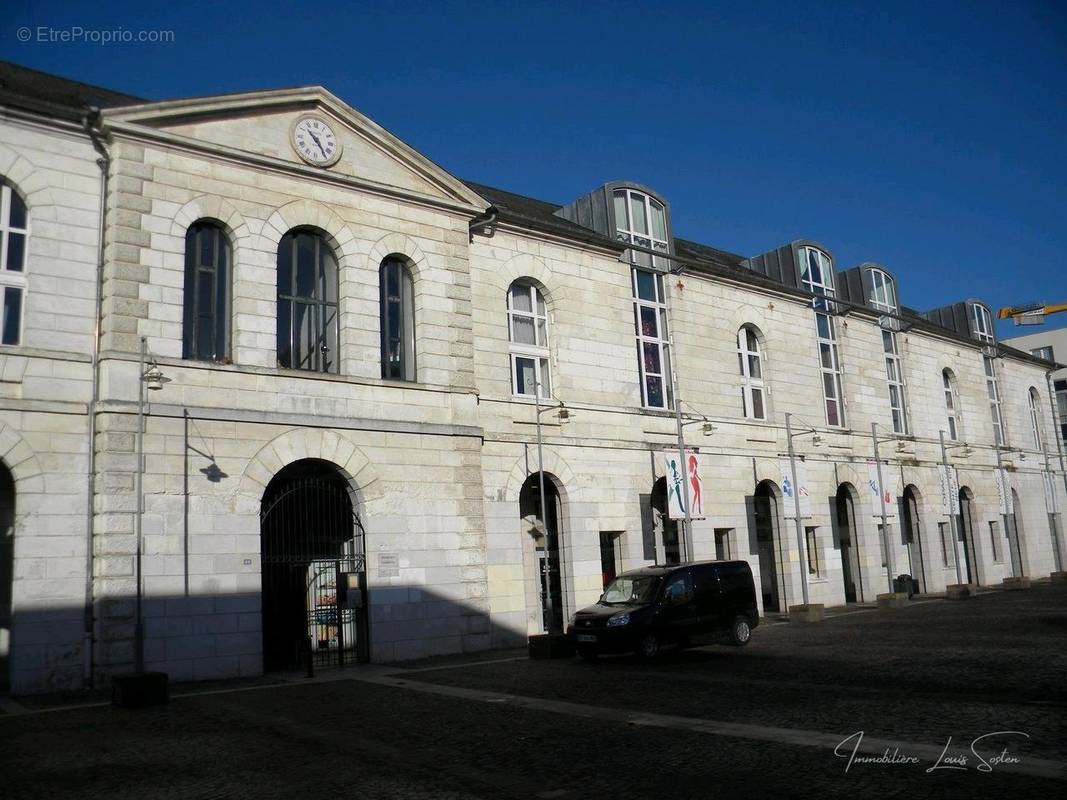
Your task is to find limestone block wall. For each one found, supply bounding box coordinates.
[0,119,100,693]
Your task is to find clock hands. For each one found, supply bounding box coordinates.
[306,128,329,159]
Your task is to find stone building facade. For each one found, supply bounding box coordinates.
[1,61,1064,693]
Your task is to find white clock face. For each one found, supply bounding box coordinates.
[292,116,341,166]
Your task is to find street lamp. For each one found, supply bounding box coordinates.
[939,431,971,588]
[532,382,570,635]
[135,336,169,674]
[870,423,901,594]
[784,414,821,608]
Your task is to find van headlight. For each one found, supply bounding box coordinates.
[607,612,631,627]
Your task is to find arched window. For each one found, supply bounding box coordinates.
[507,280,550,398]
[380,257,415,381]
[737,326,766,420]
[277,228,338,373]
[1028,387,1042,449]
[943,369,961,441]
[799,246,835,298]
[0,178,28,346]
[613,188,668,270]
[182,220,231,362]
[970,303,994,343]
[867,268,897,312]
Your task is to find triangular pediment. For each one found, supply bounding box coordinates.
[102,87,487,208]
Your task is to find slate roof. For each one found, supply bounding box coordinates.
[0,60,144,118]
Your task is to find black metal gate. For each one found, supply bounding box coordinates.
[261,472,368,672]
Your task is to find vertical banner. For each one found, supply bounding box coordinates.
[867,460,897,517]
[1044,472,1060,514]
[661,449,705,520]
[995,469,1014,515]
[937,465,961,515]
[779,458,811,519]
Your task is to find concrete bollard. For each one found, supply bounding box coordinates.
[1002,577,1031,590]
[876,592,908,608]
[788,603,825,623]
[946,583,972,599]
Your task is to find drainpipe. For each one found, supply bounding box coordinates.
[83,107,109,689]
[467,206,498,243]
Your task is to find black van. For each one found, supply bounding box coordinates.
[569,561,759,659]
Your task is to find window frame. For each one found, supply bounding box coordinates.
[507,280,551,399]
[882,330,908,434]
[1028,387,1042,449]
[971,303,994,343]
[737,325,767,420]
[983,355,1005,445]
[631,266,673,410]
[815,312,846,428]
[867,268,897,312]
[805,526,821,577]
[380,257,416,382]
[613,188,669,271]
[276,228,340,374]
[943,368,961,441]
[182,220,231,362]
[0,180,29,347]
[799,246,835,298]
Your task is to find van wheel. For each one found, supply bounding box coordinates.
[730,616,752,647]
[638,633,660,659]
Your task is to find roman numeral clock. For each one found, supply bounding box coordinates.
[291,115,342,167]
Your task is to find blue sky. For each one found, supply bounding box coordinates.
[3,0,1065,337]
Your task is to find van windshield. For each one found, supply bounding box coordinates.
[602,576,660,605]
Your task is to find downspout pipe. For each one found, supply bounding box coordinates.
[83,107,109,689]
[468,206,498,243]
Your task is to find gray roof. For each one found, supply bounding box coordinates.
[0,60,144,118]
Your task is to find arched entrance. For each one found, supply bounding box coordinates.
[957,486,978,584]
[753,480,784,612]
[651,477,682,566]
[836,484,862,603]
[1007,488,1024,578]
[0,461,13,691]
[519,472,565,634]
[260,459,368,672]
[902,485,928,593]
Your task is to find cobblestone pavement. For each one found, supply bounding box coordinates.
[1,585,1064,799]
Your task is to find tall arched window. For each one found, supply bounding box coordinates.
[1028,387,1042,449]
[943,369,961,441]
[380,257,415,381]
[737,325,766,420]
[0,179,28,346]
[800,246,844,426]
[970,303,994,343]
[507,280,550,398]
[183,220,231,362]
[867,268,897,312]
[277,228,338,373]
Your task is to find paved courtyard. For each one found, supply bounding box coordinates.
[1,584,1065,799]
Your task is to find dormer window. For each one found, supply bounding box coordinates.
[867,268,897,313]
[614,189,668,270]
[971,303,994,343]
[799,247,835,297]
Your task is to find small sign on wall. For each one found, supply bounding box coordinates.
[378,552,399,579]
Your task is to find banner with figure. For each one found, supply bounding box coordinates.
[866,459,897,518]
[995,469,1014,515]
[778,458,811,519]
[937,464,961,515]
[661,449,705,520]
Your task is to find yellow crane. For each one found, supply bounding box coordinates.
[997,301,1067,326]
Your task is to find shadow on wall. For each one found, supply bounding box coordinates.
[7,585,513,696]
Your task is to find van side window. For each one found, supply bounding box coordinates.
[663,572,693,605]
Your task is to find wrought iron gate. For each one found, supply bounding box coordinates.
[260,475,368,671]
